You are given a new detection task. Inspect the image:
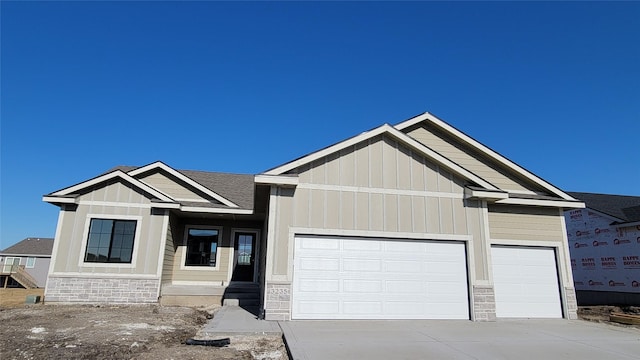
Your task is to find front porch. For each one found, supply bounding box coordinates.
[158,204,267,310]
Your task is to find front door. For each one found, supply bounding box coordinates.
[231,232,257,282]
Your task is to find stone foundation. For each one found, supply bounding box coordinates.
[564,287,578,320]
[472,285,497,321]
[263,282,291,321]
[45,276,160,303]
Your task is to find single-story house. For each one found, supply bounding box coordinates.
[1,237,54,288]
[564,192,640,306]
[43,112,584,321]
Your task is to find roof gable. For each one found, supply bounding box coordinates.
[395,113,577,201]
[48,170,175,202]
[263,123,498,191]
[128,162,239,208]
[291,133,470,194]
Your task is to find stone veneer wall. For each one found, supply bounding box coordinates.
[264,282,291,321]
[472,285,497,321]
[45,277,160,303]
[564,287,578,320]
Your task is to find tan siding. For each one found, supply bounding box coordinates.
[161,215,175,283]
[398,195,413,232]
[382,137,397,189]
[426,197,440,233]
[309,190,324,229]
[464,200,488,280]
[293,188,310,228]
[138,171,210,201]
[369,137,383,188]
[410,154,425,191]
[354,142,369,187]
[488,205,564,241]
[341,191,355,230]
[339,148,356,186]
[406,125,540,193]
[412,197,426,233]
[355,192,369,230]
[425,161,439,192]
[274,188,294,275]
[383,194,398,232]
[370,193,384,231]
[325,190,341,229]
[397,146,412,190]
[325,152,341,185]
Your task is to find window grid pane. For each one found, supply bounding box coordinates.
[85,219,136,263]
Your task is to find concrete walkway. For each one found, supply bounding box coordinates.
[199,306,282,338]
[279,319,640,360]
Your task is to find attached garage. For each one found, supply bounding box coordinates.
[291,235,469,320]
[491,246,562,318]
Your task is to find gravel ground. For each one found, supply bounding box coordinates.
[0,304,288,360]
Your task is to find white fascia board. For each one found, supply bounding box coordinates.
[254,174,299,186]
[262,122,498,191]
[128,161,239,208]
[50,170,174,202]
[263,125,391,175]
[395,112,577,201]
[150,202,181,209]
[180,206,253,215]
[496,197,585,208]
[42,196,78,204]
[464,188,509,201]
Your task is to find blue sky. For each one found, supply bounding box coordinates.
[1,2,638,249]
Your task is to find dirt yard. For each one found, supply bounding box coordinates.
[578,305,640,327]
[0,304,288,360]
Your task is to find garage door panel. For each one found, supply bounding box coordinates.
[293,236,469,320]
[491,246,562,318]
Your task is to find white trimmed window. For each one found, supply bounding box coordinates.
[84,218,137,263]
[184,228,220,267]
[26,257,36,268]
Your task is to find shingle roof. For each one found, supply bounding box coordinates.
[1,238,54,256]
[107,165,255,210]
[568,192,640,222]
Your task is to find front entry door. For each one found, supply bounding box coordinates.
[231,232,257,281]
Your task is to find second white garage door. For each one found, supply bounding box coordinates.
[491,246,562,318]
[292,235,469,320]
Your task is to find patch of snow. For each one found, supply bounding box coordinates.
[30,327,46,333]
[122,323,174,331]
[251,350,283,360]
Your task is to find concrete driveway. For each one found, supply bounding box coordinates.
[279,319,640,360]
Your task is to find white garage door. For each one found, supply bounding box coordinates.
[292,235,469,320]
[491,246,562,318]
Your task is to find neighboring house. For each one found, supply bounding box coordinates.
[43,112,584,321]
[564,192,640,306]
[0,237,54,288]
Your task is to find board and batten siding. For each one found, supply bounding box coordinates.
[488,204,564,241]
[404,124,542,194]
[52,180,165,276]
[137,171,211,202]
[269,134,489,281]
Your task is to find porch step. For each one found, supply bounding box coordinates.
[223,283,260,307]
